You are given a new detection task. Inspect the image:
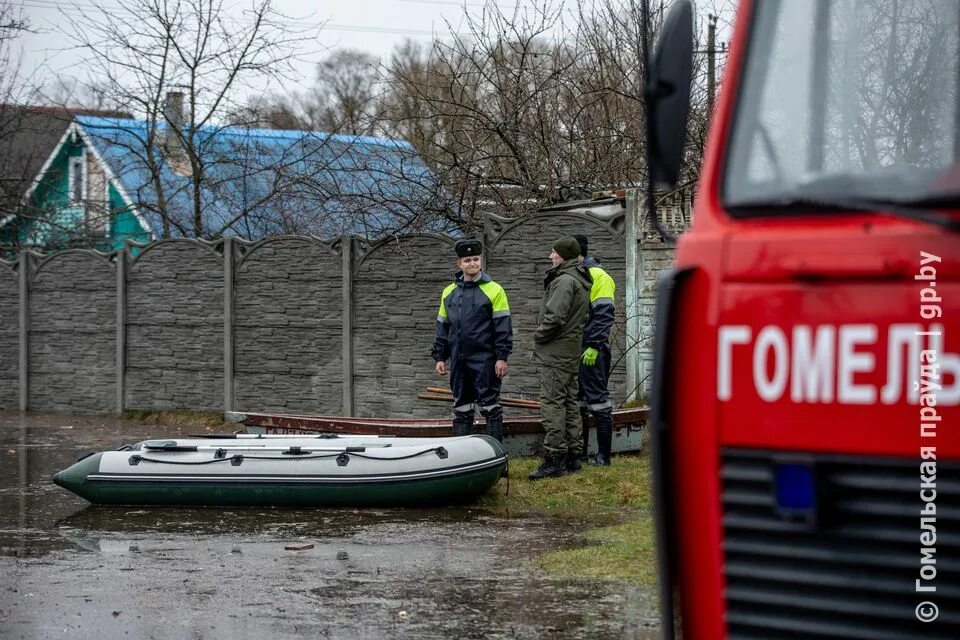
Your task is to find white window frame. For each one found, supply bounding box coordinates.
[67,148,87,206]
[103,177,112,237]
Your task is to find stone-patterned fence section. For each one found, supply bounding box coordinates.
[0,210,675,416]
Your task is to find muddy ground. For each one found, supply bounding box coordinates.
[0,412,658,639]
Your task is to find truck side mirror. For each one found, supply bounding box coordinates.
[647,0,694,190]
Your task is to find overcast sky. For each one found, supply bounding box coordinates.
[12,0,574,95]
[10,0,731,104]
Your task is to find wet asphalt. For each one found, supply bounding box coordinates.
[0,412,659,639]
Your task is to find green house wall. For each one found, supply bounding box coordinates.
[15,130,151,252]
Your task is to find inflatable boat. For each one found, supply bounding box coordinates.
[53,434,507,507]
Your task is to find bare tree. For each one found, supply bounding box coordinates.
[43,77,122,113]
[309,49,383,136]
[381,5,573,228]
[0,1,26,41]
[0,1,39,253]
[231,49,385,136]
[57,0,325,239]
[378,0,713,229]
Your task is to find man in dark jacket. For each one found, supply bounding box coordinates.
[572,234,617,466]
[431,239,512,442]
[528,236,593,480]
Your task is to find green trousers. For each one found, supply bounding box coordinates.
[539,365,583,456]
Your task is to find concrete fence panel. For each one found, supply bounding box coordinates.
[28,252,116,412]
[234,237,343,413]
[0,260,18,409]
[353,235,453,417]
[125,240,224,410]
[1,202,675,415]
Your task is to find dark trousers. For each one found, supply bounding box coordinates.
[578,344,612,412]
[450,354,502,424]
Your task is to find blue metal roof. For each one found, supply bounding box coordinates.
[74,115,454,239]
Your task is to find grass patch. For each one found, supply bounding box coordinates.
[479,453,656,584]
[620,396,649,409]
[537,518,657,585]
[123,409,229,429]
[478,453,651,514]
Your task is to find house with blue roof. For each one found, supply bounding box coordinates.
[2,94,451,252]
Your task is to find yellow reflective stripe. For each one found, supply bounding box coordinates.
[438,282,457,319]
[478,281,510,313]
[588,267,616,303]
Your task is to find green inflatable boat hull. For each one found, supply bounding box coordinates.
[53,434,507,507]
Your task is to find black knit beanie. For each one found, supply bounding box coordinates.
[572,234,588,257]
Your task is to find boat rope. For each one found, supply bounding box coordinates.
[128,447,452,467]
[328,447,448,461]
[198,447,448,461]
[129,454,251,465]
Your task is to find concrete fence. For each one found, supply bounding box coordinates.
[0,208,676,417]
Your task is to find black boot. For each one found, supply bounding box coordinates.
[566,452,582,473]
[484,408,504,443]
[579,408,591,460]
[484,409,508,477]
[589,409,613,466]
[591,452,611,466]
[528,453,568,480]
[452,412,473,437]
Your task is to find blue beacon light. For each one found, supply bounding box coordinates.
[773,462,816,518]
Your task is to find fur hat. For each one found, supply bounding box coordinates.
[455,239,483,258]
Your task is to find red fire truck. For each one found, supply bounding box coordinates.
[646,1,959,638]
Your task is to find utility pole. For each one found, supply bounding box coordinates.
[707,14,717,115]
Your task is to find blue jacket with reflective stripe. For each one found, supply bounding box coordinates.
[582,257,616,349]
[432,271,513,362]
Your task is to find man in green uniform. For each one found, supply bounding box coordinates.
[528,236,593,480]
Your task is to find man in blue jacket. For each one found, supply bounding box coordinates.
[573,234,617,466]
[431,239,513,442]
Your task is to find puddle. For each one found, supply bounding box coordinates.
[0,411,659,639]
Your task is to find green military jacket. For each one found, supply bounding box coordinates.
[533,258,593,369]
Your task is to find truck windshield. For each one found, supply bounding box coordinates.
[723,0,960,214]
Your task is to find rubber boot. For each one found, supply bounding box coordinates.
[589,409,613,466]
[566,452,582,473]
[484,408,504,443]
[452,412,473,437]
[482,409,509,477]
[528,453,568,480]
[579,408,591,460]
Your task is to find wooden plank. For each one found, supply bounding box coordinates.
[231,407,647,438]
